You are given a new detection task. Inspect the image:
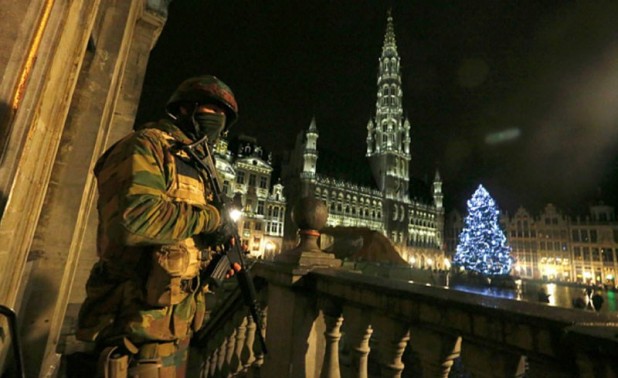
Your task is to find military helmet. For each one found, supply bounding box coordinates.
[166,75,238,129]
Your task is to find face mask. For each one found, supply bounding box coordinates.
[194,112,226,142]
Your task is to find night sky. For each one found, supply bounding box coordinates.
[136,1,618,214]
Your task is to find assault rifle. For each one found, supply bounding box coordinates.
[182,137,268,354]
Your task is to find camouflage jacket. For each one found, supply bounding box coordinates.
[77,119,220,344]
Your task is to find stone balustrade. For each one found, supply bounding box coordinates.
[193,198,618,377]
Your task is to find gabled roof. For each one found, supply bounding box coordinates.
[235,156,272,171]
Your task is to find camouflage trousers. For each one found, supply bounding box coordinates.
[97,290,204,378]
[129,337,191,378]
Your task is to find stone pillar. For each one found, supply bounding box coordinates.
[0,0,102,375]
[256,197,341,378]
[16,2,170,376]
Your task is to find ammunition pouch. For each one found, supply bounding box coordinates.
[145,241,200,307]
[98,337,137,378]
[128,359,162,378]
[99,346,129,378]
[97,338,179,378]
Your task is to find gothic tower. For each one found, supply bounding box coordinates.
[432,170,444,210]
[301,116,319,180]
[433,169,445,248]
[367,10,411,202]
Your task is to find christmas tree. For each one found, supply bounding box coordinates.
[453,185,513,276]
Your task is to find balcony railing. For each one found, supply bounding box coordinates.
[193,198,618,377]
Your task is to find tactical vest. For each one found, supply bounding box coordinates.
[144,130,207,307]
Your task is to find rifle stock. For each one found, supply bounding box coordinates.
[183,139,268,354]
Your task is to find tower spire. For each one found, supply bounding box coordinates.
[367,10,411,201]
[382,9,397,54]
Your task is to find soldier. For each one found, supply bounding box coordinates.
[76,75,240,377]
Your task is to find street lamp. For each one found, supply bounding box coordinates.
[443,258,451,270]
[229,208,242,222]
[265,241,275,259]
[408,256,416,267]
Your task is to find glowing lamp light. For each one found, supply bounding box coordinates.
[607,274,614,280]
[443,258,451,269]
[265,241,275,252]
[426,258,433,267]
[229,208,242,222]
[409,256,416,265]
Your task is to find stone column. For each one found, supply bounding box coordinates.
[256,197,342,378]
[16,1,170,375]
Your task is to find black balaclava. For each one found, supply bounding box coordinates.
[176,103,226,143]
[194,111,226,142]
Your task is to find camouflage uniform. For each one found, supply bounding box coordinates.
[77,118,221,377]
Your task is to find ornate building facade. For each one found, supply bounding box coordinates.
[445,202,618,287]
[282,12,445,267]
[215,136,286,258]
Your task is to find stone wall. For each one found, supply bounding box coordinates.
[0,1,168,375]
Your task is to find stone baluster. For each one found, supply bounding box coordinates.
[343,305,373,378]
[221,322,237,377]
[215,333,228,376]
[242,315,257,371]
[250,305,268,376]
[408,328,461,377]
[200,353,213,378]
[461,339,529,377]
[229,314,248,374]
[372,315,410,378]
[208,346,219,377]
[320,298,344,378]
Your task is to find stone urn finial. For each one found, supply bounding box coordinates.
[275,197,340,267]
[292,197,328,251]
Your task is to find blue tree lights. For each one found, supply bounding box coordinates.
[453,185,514,276]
